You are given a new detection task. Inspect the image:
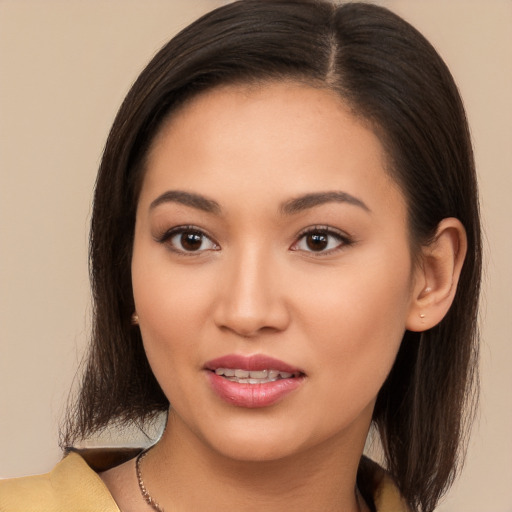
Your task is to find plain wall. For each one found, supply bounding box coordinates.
[1,1,511,511]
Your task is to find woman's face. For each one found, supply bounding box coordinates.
[132,82,422,462]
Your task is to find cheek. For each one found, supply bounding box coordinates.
[133,276,204,406]
[132,233,213,326]
[131,242,209,377]
[296,252,413,392]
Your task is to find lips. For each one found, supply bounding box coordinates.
[204,354,305,408]
[205,354,303,373]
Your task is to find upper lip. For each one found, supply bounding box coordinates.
[204,354,304,375]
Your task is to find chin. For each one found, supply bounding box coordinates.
[210,435,304,463]
[184,414,302,463]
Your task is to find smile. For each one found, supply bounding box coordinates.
[214,368,298,384]
[205,355,305,408]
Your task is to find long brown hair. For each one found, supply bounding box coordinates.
[62,2,481,511]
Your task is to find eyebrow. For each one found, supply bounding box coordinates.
[280,191,370,215]
[150,190,221,214]
[149,189,370,216]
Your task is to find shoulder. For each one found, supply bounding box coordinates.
[0,452,120,512]
[362,457,410,512]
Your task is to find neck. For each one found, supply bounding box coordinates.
[142,413,369,512]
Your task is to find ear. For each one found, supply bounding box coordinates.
[406,218,467,332]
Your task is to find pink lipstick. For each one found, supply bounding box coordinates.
[204,354,305,408]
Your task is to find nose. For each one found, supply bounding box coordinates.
[213,245,290,338]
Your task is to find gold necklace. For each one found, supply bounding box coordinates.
[136,448,165,512]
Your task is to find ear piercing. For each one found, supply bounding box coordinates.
[131,312,139,325]
[419,287,431,319]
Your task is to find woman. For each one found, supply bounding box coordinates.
[0,1,481,511]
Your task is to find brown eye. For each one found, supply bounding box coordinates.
[305,233,328,251]
[164,228,218,254]
[292,227,350,254]
[180,232,203,251]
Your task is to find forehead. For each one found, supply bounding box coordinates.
[141,81,405,217]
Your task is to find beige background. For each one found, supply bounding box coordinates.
[0,1,511,511]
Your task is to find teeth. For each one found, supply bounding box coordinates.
[248,370,268,379]
[214,368,297,383]
[215,368,235,377]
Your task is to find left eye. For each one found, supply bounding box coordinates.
[166,229,218,253]
[292,229,348,253]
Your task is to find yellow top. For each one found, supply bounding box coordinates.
[0,451,409,512]
[0,452,120,512]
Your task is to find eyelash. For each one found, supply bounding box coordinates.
[291,225,353,255]
[156,225,219,256]
[156,225,353,256]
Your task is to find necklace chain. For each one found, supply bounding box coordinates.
[136,448,165,512]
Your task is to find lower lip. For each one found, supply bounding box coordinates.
[207,372,304,408]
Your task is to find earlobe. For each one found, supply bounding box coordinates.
[406,218,467,332]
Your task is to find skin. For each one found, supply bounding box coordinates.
[100,81,466,511]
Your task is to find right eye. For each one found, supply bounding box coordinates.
[160,227,219,254]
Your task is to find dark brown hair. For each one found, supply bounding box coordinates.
[62,2,481,511]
